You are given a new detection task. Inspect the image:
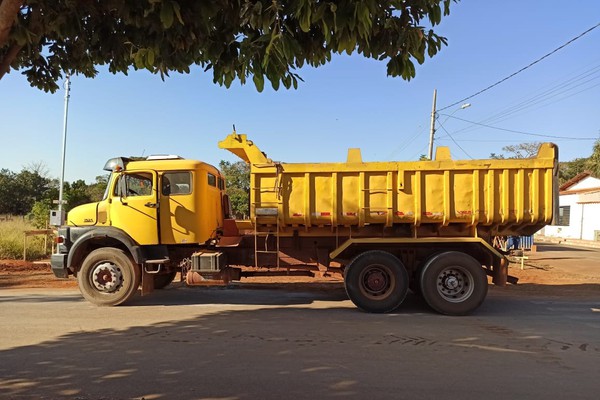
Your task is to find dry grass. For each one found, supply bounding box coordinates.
[0,219,52,260]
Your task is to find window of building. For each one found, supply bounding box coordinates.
[162,172,192,195]
[557,205,570,226]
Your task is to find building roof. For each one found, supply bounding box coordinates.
[578,190,600,204]
[560,171,592,191]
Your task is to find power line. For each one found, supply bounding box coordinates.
[474,64,600,126]
[438,22,600,112]
[385,118,429,159]
[436,120,473,159]
[437,60,600,139]
[443,115,599,140]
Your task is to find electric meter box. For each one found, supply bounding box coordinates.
[50,210,65,226]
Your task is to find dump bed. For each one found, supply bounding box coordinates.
[219,133,558,238]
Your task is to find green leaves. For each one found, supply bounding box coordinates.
[2,0,459,93]
[253,73,265,92]
[160,1,183,29]
[160,2,173,28]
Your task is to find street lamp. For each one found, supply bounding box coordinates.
[427,89,471,160]
[56,74,71,225]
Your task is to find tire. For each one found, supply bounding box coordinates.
[344,250,409,313]
[154,271,178,289]
[77,248,141,306]
[420,251,488,316]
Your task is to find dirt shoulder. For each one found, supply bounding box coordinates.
[0,260,78,289]
[1,243,599,298]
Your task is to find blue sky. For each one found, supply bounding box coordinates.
[2,0,599,183]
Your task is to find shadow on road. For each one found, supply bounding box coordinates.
[535,244,595,252]
[1,290,599,400]
[1,284,599,399]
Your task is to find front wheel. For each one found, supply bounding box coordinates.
[420,251,488,316]
[344,250,409,313]
[77,248,141,306]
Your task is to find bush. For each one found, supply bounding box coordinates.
[27,200,51,229]
[0,219,53,260]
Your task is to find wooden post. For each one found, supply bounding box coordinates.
[23,229,54,261]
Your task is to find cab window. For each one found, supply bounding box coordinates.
[207,173,217,187]
[162,172,192,195]
[114,172,153,197]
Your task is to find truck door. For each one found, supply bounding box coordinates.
[110,170,159,245]
[159,171,197,244]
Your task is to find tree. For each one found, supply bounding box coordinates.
[558,139,600,184]
[584,139,600,178]
[219,160,250,219]
[558,157,588,185]
[86,174,109,202]
[27,200,51,228]
[0,168,17,214]
[490,142,541,159]
[1,0,457,92]
[64,179,92,211]
[8,168,52,215]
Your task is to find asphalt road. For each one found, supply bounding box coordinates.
[1,281,599,400]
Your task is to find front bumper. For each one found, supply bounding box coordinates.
[50,254,69,278]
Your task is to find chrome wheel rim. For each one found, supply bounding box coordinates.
[92,262,123,293]
[436,266,474,303]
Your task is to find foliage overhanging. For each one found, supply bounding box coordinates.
[0,0,456,92]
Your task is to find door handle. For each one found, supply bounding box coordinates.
[145,202,158,208]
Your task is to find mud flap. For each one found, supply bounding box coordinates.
[490,257,518,285]
[141,270,155,295]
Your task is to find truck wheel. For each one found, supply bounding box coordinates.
[420,251,487,316]
[344,250,409,313]
[154,271,178,289]
[77,248,141,306]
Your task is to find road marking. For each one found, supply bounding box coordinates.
[592,308,600,312]
[452,343,535,354]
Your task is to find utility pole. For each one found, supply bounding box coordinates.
[57,74,71,225]
[427,89,437,160]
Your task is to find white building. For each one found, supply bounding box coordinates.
[543,172,600,241]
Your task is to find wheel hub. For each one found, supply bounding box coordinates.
[436,267,473,302]
[92,262,123,293]
[366,270,387,292]
[443,275,460,290]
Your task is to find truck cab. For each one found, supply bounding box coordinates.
[51,155,228,305]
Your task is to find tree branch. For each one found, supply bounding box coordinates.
[0,42,21,79]
[0,0,23,48]
[0,0,24,78]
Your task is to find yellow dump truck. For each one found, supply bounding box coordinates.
[51,132,558,315]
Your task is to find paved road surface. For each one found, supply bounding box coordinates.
[1,281,599,400]
[528,242,600,276]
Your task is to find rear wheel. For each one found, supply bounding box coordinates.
[420,251,487,316]
[154,271,178,289]
[77,248,141,306]
[344,250,409,313]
